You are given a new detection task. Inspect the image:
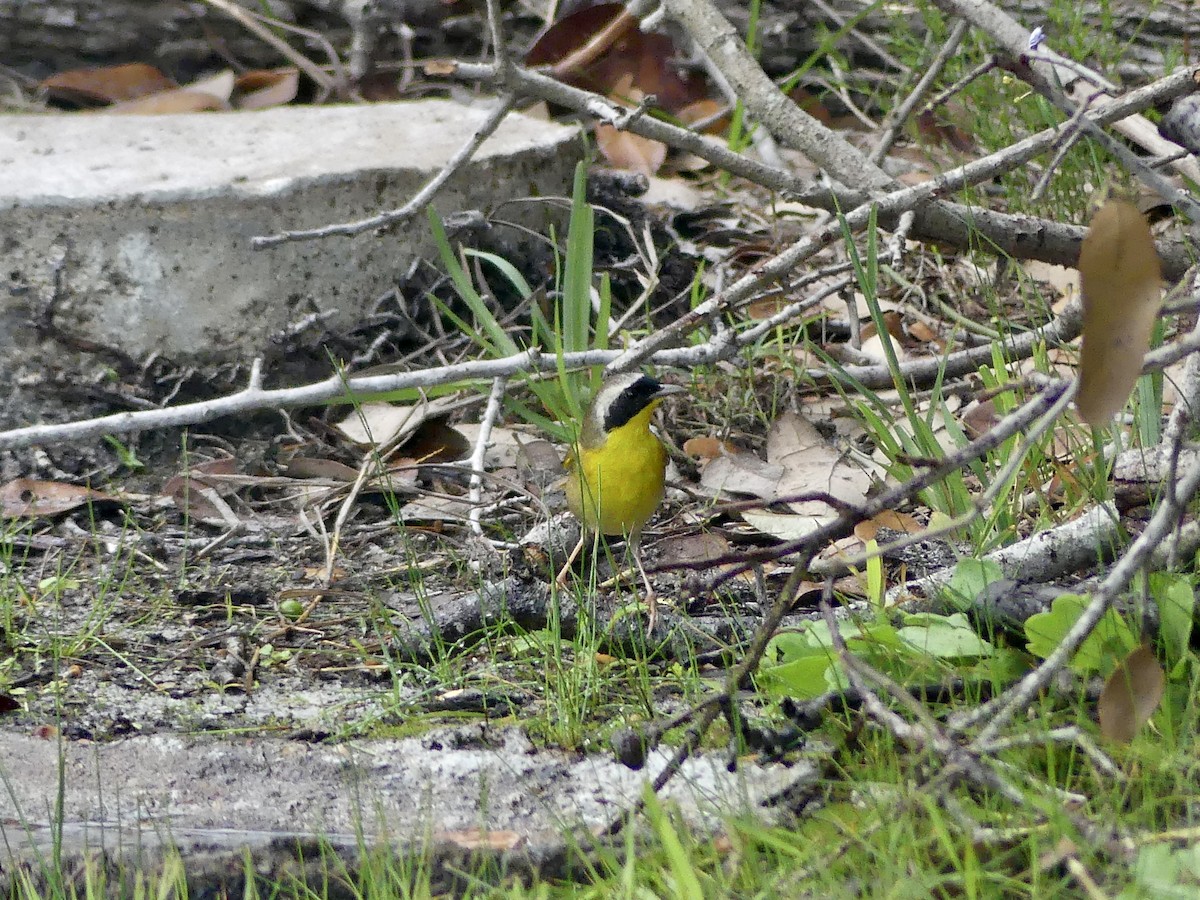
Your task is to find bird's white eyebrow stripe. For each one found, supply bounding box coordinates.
[591,373,645,419]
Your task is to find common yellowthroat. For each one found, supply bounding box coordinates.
[557,373,685,628]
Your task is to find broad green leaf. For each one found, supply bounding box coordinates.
[897,612,994,659]
[1150,572,1195,666]
[1025,593,1138,675]
[757,652,835,699]
[942,558,1005,610]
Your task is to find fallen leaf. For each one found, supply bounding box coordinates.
[595,123,667,177]
[336,397,461,448]
[677,97,729,134]
[526,3,707,113]
[398,494,474,524]
[281,457,361,481]
[742,508,835,541]
[767,411,875,515]
[403,418,470,463]
[0,479,120,518]
[1098,644,1165,743]
[163,458,240,497]
[683,436,737,460]
[960,398,1000,439]
[916,107,975,153]
[433,829,524,851]
[233,68,299,110]
[655,531,731,566]
[41,63,176,105]
[1076,200,1163,425]
[109,90,226,114]
[854,510,922,541]
[106,69,236,114]
[906,320,939,344]
[788,86,833,126]
[699,451,784,500]
[163,458,240,523]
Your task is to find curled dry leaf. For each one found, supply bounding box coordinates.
[1098,644,1165,743]
[336,397,462,449]
[683,436,738,461]
[0,479,121,518]
[595,123,667,177]
[525,2,706,114]
[1076,200,1163,426]
[853,509,922,542]
[107,70,237,115]
[106,90,227,115]
[40,63,177,105]
[233,68,300,110]
[433,828,524,851]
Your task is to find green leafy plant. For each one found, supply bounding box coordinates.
[428,159,607,440]
[758,610,1003,700]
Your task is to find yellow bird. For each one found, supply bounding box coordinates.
[558,373,684,628]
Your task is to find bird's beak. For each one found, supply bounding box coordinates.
[656,383,687,398]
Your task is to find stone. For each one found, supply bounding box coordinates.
[0,100,578,366]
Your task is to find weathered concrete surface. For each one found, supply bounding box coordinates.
[0,101,578,364]
[0,727,812,889]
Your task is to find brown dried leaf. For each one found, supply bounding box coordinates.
[595,123,667,177]
[282,457,361,481]
[677,98,729,135]
[107,90,226,114]
[525,2,706,113]
[105,69,236,115]
[41,63,177,105]
[1098,644,1165,743]
[1076,200,1163,425]
[163,458,240,498]
[0,479,120,518]
[683,436,737,460]
[163,458,241,522]
[655,531,731,567]
[404,418,471,463]
[960,398,1000,440]
[433,828,524,851]
[233,68,299,110]
[854,510,922,541]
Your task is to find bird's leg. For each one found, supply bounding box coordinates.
[555,533,586,589]
[630,539,658,634]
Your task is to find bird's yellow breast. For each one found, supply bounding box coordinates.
[565,403,667,537]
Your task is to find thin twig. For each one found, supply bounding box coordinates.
[198,0,337,95]
[467,377,509,537]
[872,19,970,164]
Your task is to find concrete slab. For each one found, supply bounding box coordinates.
[0,728,812,890]
[0,101,579,366]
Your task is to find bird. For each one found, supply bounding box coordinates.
[557,372,684,630]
